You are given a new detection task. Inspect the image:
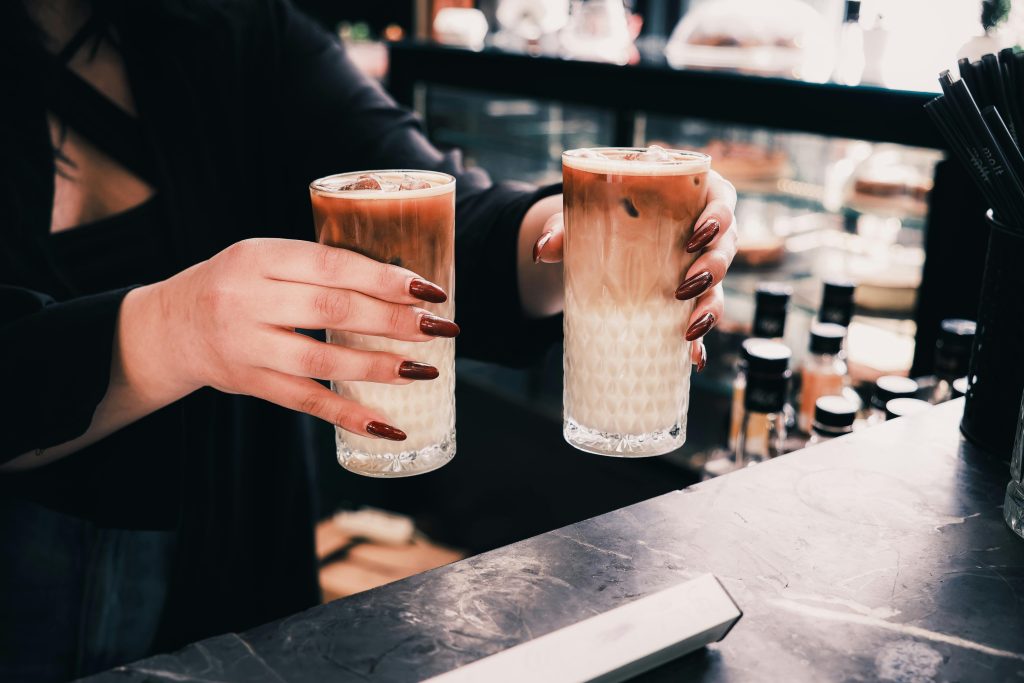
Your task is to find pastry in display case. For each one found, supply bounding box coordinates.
[664,0,834,82]
[843,147,937,218]
[697,139,793,191]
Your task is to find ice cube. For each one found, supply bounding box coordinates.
[625,145,671,162]
[339,174,383,191]
[400,174,432,190]
[379,179,401,192]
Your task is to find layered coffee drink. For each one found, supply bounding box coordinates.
[310,170,456,477]
[562,147,710,456]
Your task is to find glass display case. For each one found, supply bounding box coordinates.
[386,39,975,470]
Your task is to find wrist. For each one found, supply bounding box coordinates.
[118,277,202,405]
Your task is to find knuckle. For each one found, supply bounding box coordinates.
[314,290,352,323]
[368,354,399,380]
[298,391,326,417]
[315,246,345,278]
[376,264,398,294]
[385,303,406,332]
[301,345,336,378]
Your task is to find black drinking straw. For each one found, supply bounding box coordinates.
[998,49,1023,143]
[982,107,1024,234]
[945,76,1024,221]
[926,98,1011,223]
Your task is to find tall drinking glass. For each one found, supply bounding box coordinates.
[310,170,456,477]
[562,147,710,456]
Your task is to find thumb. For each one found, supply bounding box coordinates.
[532,212,565,264]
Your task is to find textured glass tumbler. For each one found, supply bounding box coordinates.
[310,170,456,477]
[562,148,710,456]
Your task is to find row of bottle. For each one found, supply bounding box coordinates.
[705,279,976,478]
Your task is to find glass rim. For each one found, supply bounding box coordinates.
[562,147,710,174]
[309,169,456,198]
[562,147,710,163]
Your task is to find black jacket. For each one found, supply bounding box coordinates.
[0,0,559,663]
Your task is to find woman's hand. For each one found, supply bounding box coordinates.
[124,238,457,441]
[532,170,738,370]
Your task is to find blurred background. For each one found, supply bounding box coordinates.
[297,0,1019,597]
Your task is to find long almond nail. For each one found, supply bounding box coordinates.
[533,231,553,263]
[685,312,716,341]
[675,271,714,301]
[696,341,707,373]
[409,278,447,304]
[366,421,407,441]
[420,314,460,337]
[398,361,439,380]
[686,218,721,253]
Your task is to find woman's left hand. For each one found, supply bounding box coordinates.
[532,170,738,371]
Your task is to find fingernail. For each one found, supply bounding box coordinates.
[409,278,447,304]
[685,312,716,341]
[366,421,407,441]
[420,313,460,337]
[533,231,553,263]
[686,218,720,253]
[675,271,714,301]
[398,361,439,380]
[696,341,707,373]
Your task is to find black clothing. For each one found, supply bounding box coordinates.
[0,0,560,678]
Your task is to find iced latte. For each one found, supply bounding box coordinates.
[310,170,455,477]
[562,147,710,456]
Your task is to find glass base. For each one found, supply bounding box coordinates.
[563,417,685,457]
[337,429,456,478]
[1005,480,1024,540]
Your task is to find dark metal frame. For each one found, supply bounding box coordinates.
[387,42,983,376]
[388,43,944,149]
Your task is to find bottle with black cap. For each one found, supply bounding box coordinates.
[798,322,849,433]
[818,279,856,328]
[735,339,792,466]
[728,283,793,450]
[930,318,976,404]
[868,375,919,425]
[708,339,793,478]
[808,395,857,445]
[886,397,932,420]
[752,282,792,341]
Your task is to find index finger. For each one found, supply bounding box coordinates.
[252,238,448,305]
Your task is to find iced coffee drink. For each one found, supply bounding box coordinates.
[310,170,455,477]
[562,147,710,456]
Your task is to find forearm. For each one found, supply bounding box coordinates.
[517,193,564,318]
[2,281,198,471]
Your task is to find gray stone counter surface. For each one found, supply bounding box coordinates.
[84,399,1024,682]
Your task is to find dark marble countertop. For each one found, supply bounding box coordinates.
[85,399,1024,682]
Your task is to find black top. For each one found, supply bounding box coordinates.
[0,0,560,661]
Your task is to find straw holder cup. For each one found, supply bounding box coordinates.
[960,211,1024,458]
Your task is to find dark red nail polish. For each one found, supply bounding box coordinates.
[420,314,460,337]
[686,218,721,253]
[675,271,714,301]
[409,278,447,304]
[398,361,439,380]
[366,421,407,441]
[685,312,716,341]
[696,342,707,373]
[533,231,553,263]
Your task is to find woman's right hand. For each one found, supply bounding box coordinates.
[123,238,457,441]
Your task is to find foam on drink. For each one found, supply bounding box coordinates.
[562,147,710,456]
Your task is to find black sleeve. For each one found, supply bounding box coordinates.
[0,285,130,463]
[270,1,563,367]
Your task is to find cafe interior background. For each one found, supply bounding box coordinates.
[292,0,1021,600]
